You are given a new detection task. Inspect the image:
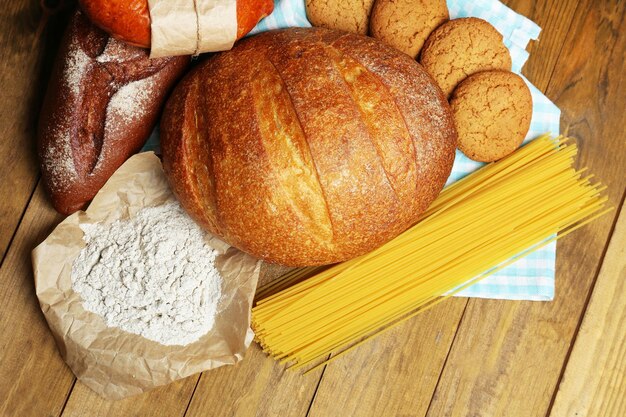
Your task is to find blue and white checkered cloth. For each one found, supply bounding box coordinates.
[145,0,560,301]
[249,0,560,301]
[444,1,560,300]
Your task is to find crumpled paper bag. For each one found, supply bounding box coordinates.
[32,152,261,400]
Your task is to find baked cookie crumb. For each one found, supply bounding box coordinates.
[450,70,533,162]
[306,0,376,35]
[370,0,449,59]
[420,17,512,97]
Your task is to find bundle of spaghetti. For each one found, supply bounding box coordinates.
[255,266,324,301]
[252,135,610,371]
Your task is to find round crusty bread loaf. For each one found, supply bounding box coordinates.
[161,28,457,266]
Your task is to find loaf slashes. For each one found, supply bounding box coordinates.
[161,28,457,266]
[38,11,188,215]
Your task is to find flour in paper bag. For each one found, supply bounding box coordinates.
[71,201,222,346]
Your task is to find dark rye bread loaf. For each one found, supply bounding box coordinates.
[38,11,188,215]
[161,28,457,266]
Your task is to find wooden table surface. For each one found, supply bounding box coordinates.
[1,1,624,416]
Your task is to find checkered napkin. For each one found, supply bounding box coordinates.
[444,1,560,300]
[144,0,561,301]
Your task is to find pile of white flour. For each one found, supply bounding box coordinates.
[71,201,222,346]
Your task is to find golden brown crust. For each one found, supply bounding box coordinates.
[305,0,376,35]
[79,0,151,47]
[450,70,532,162]
[369,0,449,58]
[161,28,457,266]
[420,17,512,98]
[330,32,457,215]
[38,11,189,215]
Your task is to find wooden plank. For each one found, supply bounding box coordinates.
[0,184,73,417]
[549,200,626,417]
[185,342,324,417]
[504,0,582,91]
[61,376,199,417]
[0,3,622,417]
[182,264,323,417]
[0,0,67,261]
[425,0,626,415]
[307,300,468,417]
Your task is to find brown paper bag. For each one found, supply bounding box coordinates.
[32,152,261,400]
[148,0,237,58]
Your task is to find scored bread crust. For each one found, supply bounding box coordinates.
[161,28,457,266]
[37,11,189,215]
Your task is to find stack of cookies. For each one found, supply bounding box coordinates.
[305,0,533,162]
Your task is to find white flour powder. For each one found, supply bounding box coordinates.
[72,201,222,346]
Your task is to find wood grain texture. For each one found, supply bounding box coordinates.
[185,337,324,417]
[61,376,199,417]
[307,299,468,417]
[549,200,626,417]
[425,0,626,416]
[0,0,68,261]
[0,185,72,417]
[0,1,623,416]
[504,0,582,91]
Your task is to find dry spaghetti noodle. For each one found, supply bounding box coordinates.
[252,135,610,371]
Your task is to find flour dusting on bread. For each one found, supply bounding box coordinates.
[108,79,155,121]
[64,39,90,95]
[96,38,145,63]
[43,132,76,193]
[38,11,188,214]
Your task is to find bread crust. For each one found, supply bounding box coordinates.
[38,11,189,214]
[162,28,457,266]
